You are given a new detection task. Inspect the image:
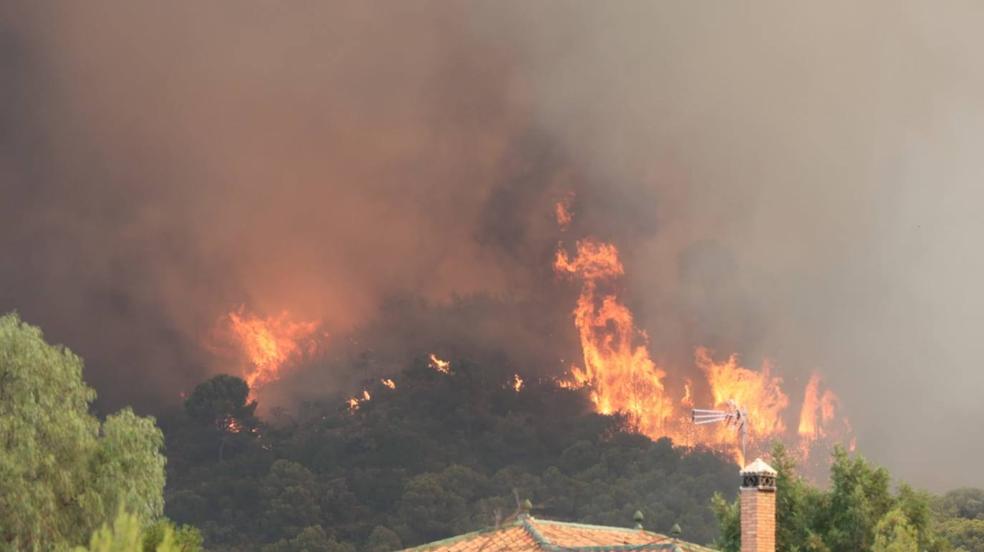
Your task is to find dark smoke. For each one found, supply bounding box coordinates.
[2,1,984,489]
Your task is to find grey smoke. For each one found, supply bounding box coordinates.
[2,1,983,489]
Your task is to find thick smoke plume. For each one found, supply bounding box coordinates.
[2,1,984,489]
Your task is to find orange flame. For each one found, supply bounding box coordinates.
[555,193,575,230]
[381,378,396,389]
[697,348,790,465]
[429,353,451,374]
[555,239,673,437]
[347,389,372,411]
[223,416,243,434]
[512,373,524,392]
[226,308,319,393]
[798,373,848,459]
[554,235,852,464]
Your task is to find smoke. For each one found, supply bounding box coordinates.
[2,1,984,488]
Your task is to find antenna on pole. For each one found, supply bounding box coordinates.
[691,399,749,463]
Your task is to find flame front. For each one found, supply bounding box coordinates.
[798,373,848,459]
[226,309,319,393]
[554,209,853,463]
[555,239,673,436]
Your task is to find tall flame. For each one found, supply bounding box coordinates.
[555,192,575,230]
[226,309,319,393]
[553,199,852,463]
[798,373,847,459]
[555,239,674,436]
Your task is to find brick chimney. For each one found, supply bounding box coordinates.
[740,458,776,552]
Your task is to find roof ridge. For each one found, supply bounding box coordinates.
[520,515,553,549]
[532,518,667,536]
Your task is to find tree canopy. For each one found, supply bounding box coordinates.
[712,443,952,552]
[0,312,167,550]
[162,362,738,550]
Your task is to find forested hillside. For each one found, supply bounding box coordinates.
[161,360,738,551]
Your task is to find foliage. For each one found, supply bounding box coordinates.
[713,443,951,552]
[162,360,738,550]
[935,488,984,551]
[872,509,918,552]
[0,312,166,551]
[73,511,200,552]
[143,519,204,552]
[936,518,984,552]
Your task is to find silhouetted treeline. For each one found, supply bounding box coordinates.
[161,359,738,551]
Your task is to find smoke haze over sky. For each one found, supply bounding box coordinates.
[2,1,984,489]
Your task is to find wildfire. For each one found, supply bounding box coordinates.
[223,416,243,434]
[554,205,853,463]
[429,354,452,374]
[798,373,849,459]
[347,389,372,412]
[511,373,524,392]
[696,348,790,464]
[381,378,396,389]
[555,192,575,230]
[225,308,319,393]
[555,239,674,436]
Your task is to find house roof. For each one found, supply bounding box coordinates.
[403,515,717,552]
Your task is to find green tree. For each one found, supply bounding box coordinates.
[0,312,166,551]
[184,374,257,430]
[712,444,947,552]
[710,493,739,552]
[142,519,203,552]
[872,509,918,552]
[183,374,258,461]
[937,518,984,551]
[261,526,355,552]
[74,511,197,552]
[365,526,402,552]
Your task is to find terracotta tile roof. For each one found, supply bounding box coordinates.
[403,516,716,552]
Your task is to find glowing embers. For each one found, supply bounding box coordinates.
[429,353,452,374]
[347,389,372,412]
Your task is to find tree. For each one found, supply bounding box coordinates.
[183,374,258,461]
[712,444,948,552]
[872,509,919,552]
[261,526,355,552]
[142,519,204,552]
[937,518,984,551]
[365,526,402,552]
[0,312,166,550]
[184,374,257,429]
[73,511,199,552]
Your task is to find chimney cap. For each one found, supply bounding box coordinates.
[740,457,777,476]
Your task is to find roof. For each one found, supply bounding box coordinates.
[403,515,717,552]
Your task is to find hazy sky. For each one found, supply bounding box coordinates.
[2,1,983,489]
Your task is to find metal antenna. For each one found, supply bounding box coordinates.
[691,399,749,463]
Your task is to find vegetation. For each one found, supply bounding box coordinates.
[3,309,982,552]
[72,511,202,552]
[712,443,960,552]
[0,312,201,550]
[162,362,738,550]
[934,488,984,551]
[0,312,171,551]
